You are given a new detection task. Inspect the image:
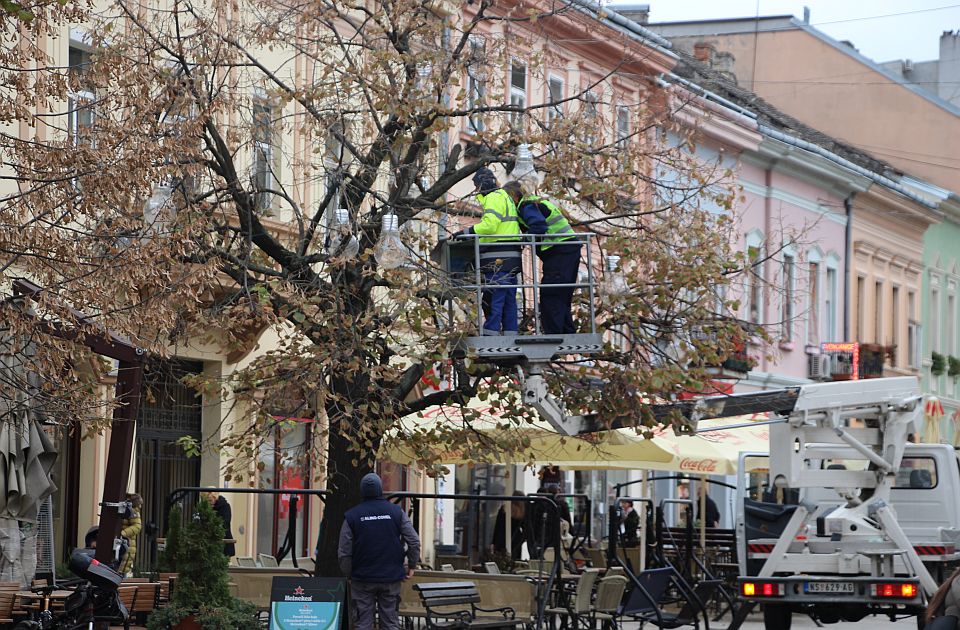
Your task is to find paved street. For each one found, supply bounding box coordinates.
[728,613,919,629]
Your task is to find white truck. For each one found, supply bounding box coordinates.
[731,377,960,629]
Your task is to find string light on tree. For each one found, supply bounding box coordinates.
[374,213,409,269]
[602,255,629,305]
[509,144,539,189]
[326,208,359,261]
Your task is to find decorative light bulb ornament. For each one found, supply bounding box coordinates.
[143,185,173,224]
[509,144,539,188]
[374,213,409,270]
[327,208,359,261]
[602,255,629,304]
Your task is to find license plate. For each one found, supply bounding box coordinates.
[804,581,855,594]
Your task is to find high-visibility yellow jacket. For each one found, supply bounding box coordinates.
[473,189,521,244]
[518,195,576,251]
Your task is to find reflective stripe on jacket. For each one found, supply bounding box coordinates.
[518,196,575,251]
[474,189,521,245]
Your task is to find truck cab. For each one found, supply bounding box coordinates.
[737,443,960,628]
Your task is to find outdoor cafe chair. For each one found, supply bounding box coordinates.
[544,568,601,629]
[625,571,722,629]
[483,562,500,575]
[587,575,628,630]
[236,556,258,568]
[258,553,279,568]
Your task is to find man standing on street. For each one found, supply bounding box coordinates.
[339,472,421,630]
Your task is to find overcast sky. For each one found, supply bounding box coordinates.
[610,1,960,63]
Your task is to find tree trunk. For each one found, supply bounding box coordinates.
[316,421,376,576]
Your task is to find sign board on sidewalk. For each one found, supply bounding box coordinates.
[269,576,346,630]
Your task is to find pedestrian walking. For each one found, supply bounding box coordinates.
[620,500,640,548]
[924,566,960,629]
[696,484,721,528]
[503,181,581,334]
[204,491,236,557]
[453,167,522,335]
[339,472,421,630]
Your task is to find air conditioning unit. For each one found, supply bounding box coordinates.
[807,354,831,380]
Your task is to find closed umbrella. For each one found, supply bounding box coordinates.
[924,396,945,444]
[951,409,960,447]
[0,339,58,585]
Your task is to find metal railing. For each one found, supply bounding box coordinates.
[441,233,598,336]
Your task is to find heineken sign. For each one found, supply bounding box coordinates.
[269,577,346,630]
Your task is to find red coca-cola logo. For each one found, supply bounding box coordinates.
[679,458,718,473]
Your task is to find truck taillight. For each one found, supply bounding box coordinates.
[742,581,783,597]
[870,583,918,598]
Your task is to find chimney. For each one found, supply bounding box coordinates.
[803,6,810,24]
[617,4,650,25]
[693,42,716,64]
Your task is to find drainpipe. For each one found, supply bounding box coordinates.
[763,165,774,374]
[843,193,855,341]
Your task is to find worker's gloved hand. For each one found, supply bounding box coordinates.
[451,229,471,240]
[472,167,498,194]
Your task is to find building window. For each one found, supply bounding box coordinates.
[807,261,819,345]
[68,46,95,146]
[874,281,884,344]
[509,61,526,129]
[891,285,900,367]
[931,287,941,353]
[856,276,865,342]
[908,290,919,369]
[467,37,486,134]
[257,418,312,558]
[547,76,564,123]
[825,263,838,341]
[782,253,795,342]
[948,293,956,356]
[583,90,599,145]
[746,238,763,325]
[616,106,630,147]
[252,98,276,212]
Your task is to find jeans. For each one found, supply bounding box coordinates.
[539,245,581,334]
[351,580,402,630]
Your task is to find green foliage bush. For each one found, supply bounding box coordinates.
[147,500,258,630]
[949,356,960,378]
[157,503,182,573]
[932,352,947,376]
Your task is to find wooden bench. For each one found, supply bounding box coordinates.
[413,582,524,630]
[401,571,536,623]
[0,590,14,625]
[131,582,160,624]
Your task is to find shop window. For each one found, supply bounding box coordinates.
[257,417,312,558]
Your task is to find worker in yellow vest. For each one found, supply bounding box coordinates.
[503,182,581,334]
[453,167,522,335]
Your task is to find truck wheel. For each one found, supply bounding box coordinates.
[763,604,792,630]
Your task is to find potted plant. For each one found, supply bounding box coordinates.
[932,351,947,376]
[949,356,960,379]
[147,499,258,630]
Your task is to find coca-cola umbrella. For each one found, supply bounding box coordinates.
[0,337,58,585]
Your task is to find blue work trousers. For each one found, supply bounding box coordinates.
[539,244,582,334]
[482,271,518,335]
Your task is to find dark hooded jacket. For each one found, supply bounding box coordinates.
[212,495,236,557]
[338,473,421,582]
